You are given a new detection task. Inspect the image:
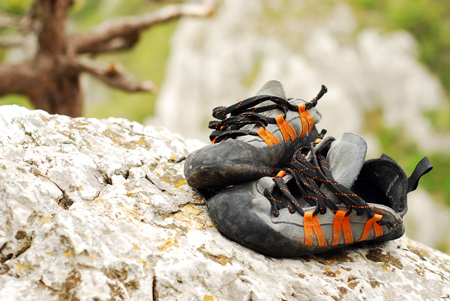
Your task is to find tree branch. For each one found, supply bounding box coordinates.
[0,12,34,33]
[0,12,36,50]
[0,13,21,29]
[148,0,188,3]
[77,58,158,93]
[0,36,25,48]
[72,0,216,55]
[0,62,38,97]
[75,32,140,55]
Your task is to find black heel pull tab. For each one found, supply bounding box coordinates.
[380,153,394,161]
[408,157,433,192]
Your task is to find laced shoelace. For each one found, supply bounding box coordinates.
[208,85,327,143]
[264,130,394,229]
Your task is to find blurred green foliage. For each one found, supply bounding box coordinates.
[0,0,178,123]
[0,0,33,15]
[350,0,450,129]
[0,93,33,108]
[0,0,35,109]
[351,0,450,92]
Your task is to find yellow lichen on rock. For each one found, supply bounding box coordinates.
[172,204,208,230]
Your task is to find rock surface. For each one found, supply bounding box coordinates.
[1,105,450,300]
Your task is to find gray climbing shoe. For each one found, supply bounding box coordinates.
[184,80,326,189]
[207,132,432,257]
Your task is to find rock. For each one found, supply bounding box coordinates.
[1,105,450,300]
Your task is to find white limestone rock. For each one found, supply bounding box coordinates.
[1,105,450,300]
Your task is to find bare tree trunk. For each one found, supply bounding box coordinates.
[29,54,83,116]
[32,0,82,116]
[0,57,83,116]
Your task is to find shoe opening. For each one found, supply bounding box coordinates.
[350,158,409,214]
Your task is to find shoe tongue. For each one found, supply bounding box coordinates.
[235,81,288,137]
[324,133,367,188]
[255,80,287,99]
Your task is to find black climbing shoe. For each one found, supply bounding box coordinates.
[207,132,432,257]
[184,80,326,189]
